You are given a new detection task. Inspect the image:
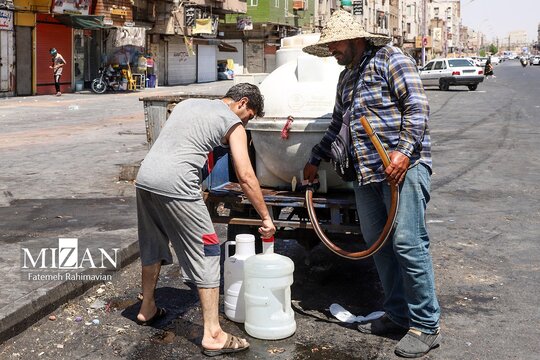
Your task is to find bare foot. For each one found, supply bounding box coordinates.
[137,299,157,322]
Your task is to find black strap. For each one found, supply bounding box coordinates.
[345,47,378,125]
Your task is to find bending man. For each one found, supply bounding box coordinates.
[135,83,276,356]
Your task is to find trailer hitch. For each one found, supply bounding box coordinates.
[304,116,400,260]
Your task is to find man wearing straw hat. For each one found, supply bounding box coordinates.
[303,10,441,358]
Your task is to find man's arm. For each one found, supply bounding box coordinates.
[385,52,429,185]
[227,124,276,238]
[55,55,66,70]
[387,52,429,158]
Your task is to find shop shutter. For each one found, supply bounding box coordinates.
[15,26,33,96]
[36,20,72,95]
[197,44,217,83]
[0,30,14,92]
[167,38,196,85]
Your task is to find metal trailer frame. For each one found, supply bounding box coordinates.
[140,95,363,249]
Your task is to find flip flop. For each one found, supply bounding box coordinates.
[202,333,250,357]
[135,307,167,326]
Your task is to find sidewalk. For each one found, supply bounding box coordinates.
[0,81,233,343]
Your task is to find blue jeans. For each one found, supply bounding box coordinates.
[353,163,440,334]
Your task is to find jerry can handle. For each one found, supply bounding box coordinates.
[225,241,236,258]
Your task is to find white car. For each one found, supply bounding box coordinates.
[532,56,540,65]
[419,58,484,91]
[490,56,500,65]
[475,57,488,67]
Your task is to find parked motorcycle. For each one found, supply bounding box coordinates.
[91,65,122,94]
[520,57,528,67]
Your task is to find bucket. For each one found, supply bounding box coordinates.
[223,234,256,323]
[244,239,296,340]
[75,81,83,92]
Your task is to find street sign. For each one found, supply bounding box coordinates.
[352,0,363,16]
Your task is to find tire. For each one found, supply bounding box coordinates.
[91,79,107,94]
[439,81,449,91]
[468,84,478,91]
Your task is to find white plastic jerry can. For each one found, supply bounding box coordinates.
[244,237,296,340]
[223,234,256,323]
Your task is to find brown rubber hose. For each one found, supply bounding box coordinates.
[305,116,400,260]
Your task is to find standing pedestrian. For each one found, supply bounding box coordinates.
[134,83,276,356]
[49,48,66,96]
[302,10,441,358]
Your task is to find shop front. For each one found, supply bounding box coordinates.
[91,1,150,89]
[50,0,113,92]
[166,36,196,85]
[36,14,73,95]
[0,8,15,96]
[103,27,149,89]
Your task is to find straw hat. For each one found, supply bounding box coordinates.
[303,10,391,57]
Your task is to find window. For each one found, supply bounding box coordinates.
[434,7,439,16]
[274,0,279,7]
[407,5,411,16]
[250,0,258,6]
[434,61,446,70]
[407,23,411,33]
[377,11,387,28]
[424,62,434,70]
[448,59,474,67]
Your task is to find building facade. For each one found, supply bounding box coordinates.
[5,0,498,96]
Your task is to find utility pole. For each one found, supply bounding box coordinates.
[421,0,427,66]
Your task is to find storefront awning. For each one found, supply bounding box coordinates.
[55,15,111,30]
[192,38,238,53]
[218,42,238,53]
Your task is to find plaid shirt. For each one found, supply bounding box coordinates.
[309,45,432,185]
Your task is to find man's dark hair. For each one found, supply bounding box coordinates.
[224,83,265,118]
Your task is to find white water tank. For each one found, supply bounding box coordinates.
[247,34,352,191]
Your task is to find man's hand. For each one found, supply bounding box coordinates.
[258,218,276,239]
[384,151,410,186]
[303,163,319,183]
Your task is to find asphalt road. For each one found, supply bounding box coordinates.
[1,61,539,360]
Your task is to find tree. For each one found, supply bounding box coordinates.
[479,49,486,57]
[489,44,498,55]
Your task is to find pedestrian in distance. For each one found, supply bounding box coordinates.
[302,10,441,358]
[49,48,66,96]
[134,83,276,357]
[485,56,496,78]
